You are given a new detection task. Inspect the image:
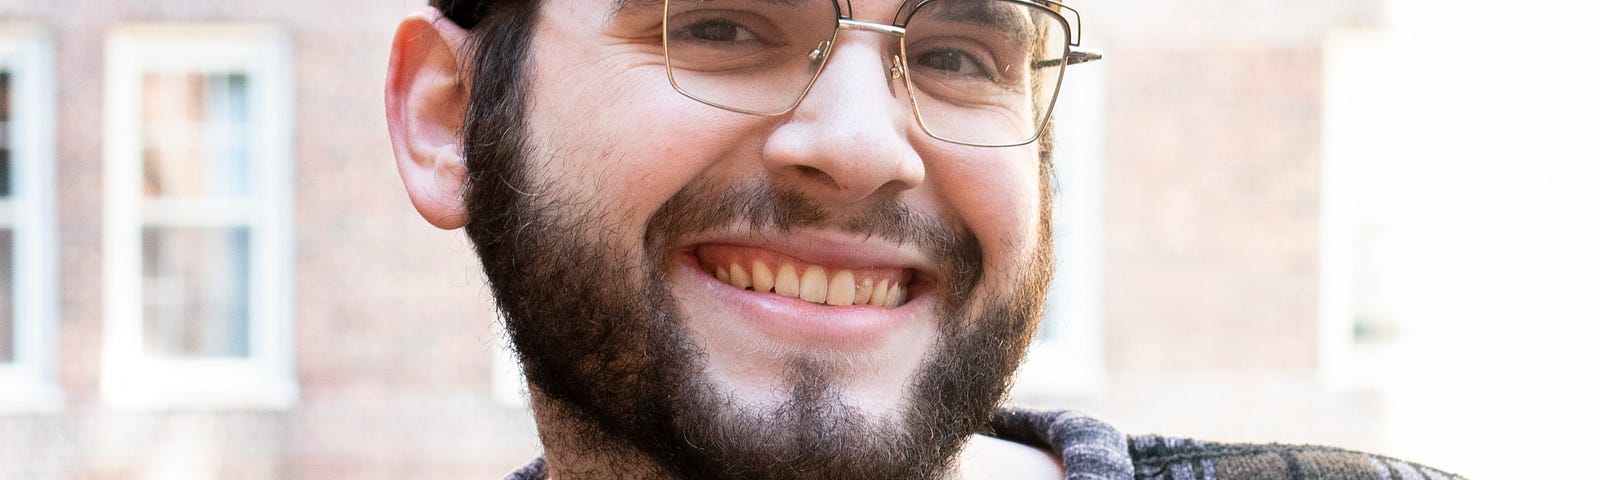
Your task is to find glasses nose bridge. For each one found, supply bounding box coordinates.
[827,19,908,81]
[836,18,905,37]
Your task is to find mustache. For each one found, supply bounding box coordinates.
[643,181,982,292]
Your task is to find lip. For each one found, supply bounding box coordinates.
[673,226,937,274]
[668,228,936,350]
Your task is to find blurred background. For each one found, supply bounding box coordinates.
[1,0,1596,478]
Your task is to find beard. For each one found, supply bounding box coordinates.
[463,132,1053,480]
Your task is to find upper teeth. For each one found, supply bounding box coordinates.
[712,259,907,308]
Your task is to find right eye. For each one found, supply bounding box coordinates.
[664,5,830,77]
[682,18,754,43]
[668,11,775,49]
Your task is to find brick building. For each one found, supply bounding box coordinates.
[1,0,1392,477]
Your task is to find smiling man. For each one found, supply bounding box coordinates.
[384,1,1464,479]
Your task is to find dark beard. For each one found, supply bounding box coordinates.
[466,154,1054,479]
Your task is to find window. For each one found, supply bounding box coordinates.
[0,25,61,413]
[102,25,294,409]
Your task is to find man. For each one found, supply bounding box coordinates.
[384,0,1464,478]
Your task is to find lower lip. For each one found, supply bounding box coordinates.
[671,252,924,350]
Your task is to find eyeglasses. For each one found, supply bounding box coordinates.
[662,0,1102,147]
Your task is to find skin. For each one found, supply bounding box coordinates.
[386,1,1063,477]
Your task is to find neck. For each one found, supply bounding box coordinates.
[530,392,669,480]
[955,434,1066,480]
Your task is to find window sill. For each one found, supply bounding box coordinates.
[101,359,297,411]
[0,373,64,415]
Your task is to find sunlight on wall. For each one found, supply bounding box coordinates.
[1324,1,1600,477]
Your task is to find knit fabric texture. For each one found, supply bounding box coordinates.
[504,408,1467,479]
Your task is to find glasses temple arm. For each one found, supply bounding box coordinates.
[1031,48,1104,69]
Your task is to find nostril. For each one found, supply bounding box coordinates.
[793,165,840,190]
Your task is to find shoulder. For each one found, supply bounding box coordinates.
[503,458,545,480]
[1128,434,1468,480]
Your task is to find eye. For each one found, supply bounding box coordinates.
[678,18,758,44]
[913,48,996,80]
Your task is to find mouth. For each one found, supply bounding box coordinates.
[695,244,915,308]
[667,229,939,350]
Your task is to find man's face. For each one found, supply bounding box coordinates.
[466,0,1054,477]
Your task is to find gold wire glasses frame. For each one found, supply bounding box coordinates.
[662,0,1104,147]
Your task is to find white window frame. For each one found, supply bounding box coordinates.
[0,24,62,414]
[1319,29,1396,390]
[1014,59,1110,398]
[102,24,295,410]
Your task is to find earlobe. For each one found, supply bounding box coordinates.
[386,7,473,230]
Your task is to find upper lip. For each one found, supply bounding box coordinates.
[675,226,937,278]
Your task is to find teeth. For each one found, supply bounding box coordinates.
[869,280,889,307]
[708,258,908,308]
[799,266,828,303]
[729,263,751,290]
[774,264,800,297]
[751,260,774,293]
[826,270,855,306]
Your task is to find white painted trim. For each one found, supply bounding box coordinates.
[1319,29,1391,389]
[1014,58,1109,398]
[101,24,296,410]
[0,24,63,415]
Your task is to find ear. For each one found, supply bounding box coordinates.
[386,7,472,229]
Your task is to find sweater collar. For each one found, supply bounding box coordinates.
[505,408,1134,480]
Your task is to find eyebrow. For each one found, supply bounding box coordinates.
[611,0,664,19]
[918,1,1046,59]
[607,0,1041,43]
[610,0,813,20]
[611,0,662,20]
[920,1,1036,34]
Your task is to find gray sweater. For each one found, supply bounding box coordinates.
[505,409,1467,479]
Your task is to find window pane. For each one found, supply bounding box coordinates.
[141,226,250,358]
[1,70,11,198]
[1,229,13,363]
[140,72,251,199]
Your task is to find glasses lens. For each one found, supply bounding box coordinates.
[903,0,1070,146]
[664,0,839,115]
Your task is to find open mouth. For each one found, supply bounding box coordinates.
[695,244,916,308]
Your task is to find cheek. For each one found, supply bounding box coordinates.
[527,61,769,240]
[928,147,1045,282]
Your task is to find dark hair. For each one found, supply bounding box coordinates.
[430,0,501,30]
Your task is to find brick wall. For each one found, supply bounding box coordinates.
[1024,0,1388,452]
[1104,45,1325,373]
[1,0,539,477]
[1082,0,1378,375]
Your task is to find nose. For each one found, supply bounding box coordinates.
[760,36,926,206]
